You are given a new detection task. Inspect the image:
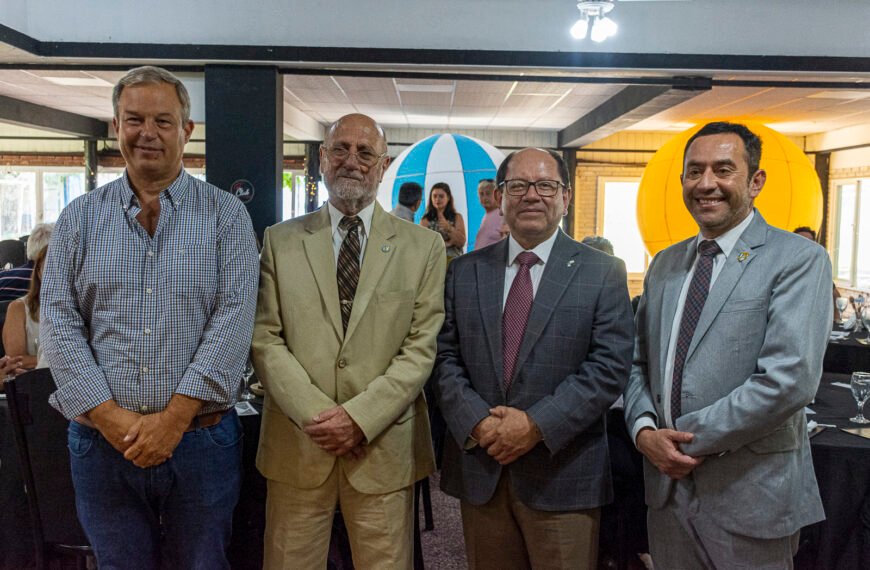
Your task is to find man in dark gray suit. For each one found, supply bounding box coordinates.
[433,148,634,569]
[625,122,832,568]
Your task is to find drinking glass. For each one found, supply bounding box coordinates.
[239,360,256,401]
[836,297,849,325]
[850,372,870,424]
[859,308,870,345]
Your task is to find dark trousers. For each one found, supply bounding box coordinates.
[68,411,243,570]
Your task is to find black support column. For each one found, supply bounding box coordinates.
[84,139,98,192]
[304,142,321,213]
[815,152,831,247]
[561,148,577,238]
[205,65,283,243]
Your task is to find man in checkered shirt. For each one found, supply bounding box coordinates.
[40,66,259,569]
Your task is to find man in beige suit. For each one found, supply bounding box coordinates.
[253,113,445,569]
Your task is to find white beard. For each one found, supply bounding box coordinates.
[330,178,376,214]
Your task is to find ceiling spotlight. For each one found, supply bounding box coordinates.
[570,18,589,39]
[571,1,618,42]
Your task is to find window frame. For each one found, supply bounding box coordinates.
[832,177,867,289]
[595,176,650,278]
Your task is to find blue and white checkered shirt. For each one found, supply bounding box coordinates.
[41,170,259,420]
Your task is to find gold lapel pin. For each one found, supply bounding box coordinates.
[381,245,391,253]
[737,251,750,262]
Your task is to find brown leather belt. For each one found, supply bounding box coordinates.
[74,410,227,432]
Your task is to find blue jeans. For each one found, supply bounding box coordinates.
[68,410,243,570]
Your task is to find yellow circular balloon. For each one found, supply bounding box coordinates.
[637,122,823,256]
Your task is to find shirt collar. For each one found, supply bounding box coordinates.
[120,169,189,211]
[328,200,375,238]
[506,228,559,267]
[695,209,755,258]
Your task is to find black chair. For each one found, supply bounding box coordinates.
[0,298,12,357]
[0,239,26,269]
[4,368,92,569]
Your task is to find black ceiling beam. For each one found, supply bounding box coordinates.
[0,95,108,138]
[6,23,870,74]
[558,77,712,148]
[4,63,870,92]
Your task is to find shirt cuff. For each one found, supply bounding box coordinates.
[631,414,658,448]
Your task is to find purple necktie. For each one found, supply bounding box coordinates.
[502,251,540,392]
[671,239,722,420]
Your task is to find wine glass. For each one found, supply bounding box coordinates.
[859,308,870,346]
[239,360,256,401]
[850,372,870,424]
[836,297,849,326]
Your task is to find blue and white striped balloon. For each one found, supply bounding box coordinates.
[377,134,505,251]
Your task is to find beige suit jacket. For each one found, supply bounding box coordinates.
[253,203,444,494]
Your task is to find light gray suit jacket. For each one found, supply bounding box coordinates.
[624,211,832,539]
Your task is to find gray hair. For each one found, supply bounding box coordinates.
[26,223,54,260]
[112,66,191,124]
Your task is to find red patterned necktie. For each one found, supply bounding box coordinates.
[502,251,540,392]
[337,216,361,333]
[671,239,722,420]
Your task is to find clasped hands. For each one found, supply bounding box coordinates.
[472,406,542,466]
[303,406,367,460]
[88,396,200,469]
[635,427,705,480]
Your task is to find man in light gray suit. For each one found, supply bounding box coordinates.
[625,122,832,568]
[433,148,634,569]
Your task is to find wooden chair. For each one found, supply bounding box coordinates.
[4,368,92,570]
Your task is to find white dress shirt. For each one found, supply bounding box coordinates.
[328,200,375,265]
[502,229,560,308]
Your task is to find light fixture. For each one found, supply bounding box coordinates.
[571,1,618,42]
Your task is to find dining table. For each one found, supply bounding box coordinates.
[796,372,870,570]
[824,324,870,374]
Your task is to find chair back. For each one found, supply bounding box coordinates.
[0,239,26,269]
[4,368,90,565]
[0,298,11,357]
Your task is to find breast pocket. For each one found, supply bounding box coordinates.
[169,243,217,297]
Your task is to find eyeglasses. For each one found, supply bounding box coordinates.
[322,145,387,167]
[499,179,565,197]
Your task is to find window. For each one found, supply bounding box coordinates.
[833,179,870,289]
[1,169,88,239]
[0,172,37,239]
[281,171,309,221]
[597,178,649,274]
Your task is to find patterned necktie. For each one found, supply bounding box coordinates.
[337,216,362,333]
[502,251,540,393]
[671,239,722,420]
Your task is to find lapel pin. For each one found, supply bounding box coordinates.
[381,245,391,253]
[737,251,750,262]
[567,259,575,267]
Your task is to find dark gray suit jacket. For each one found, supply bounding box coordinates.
[433,231,634,511]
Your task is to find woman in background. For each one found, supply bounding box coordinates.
[420,182,466,262]
[2,223,53,370]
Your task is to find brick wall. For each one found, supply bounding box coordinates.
[570,161,649,298]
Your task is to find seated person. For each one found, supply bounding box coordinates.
[0,227,52,303]
[0,354,26,380]
[794,226,841,323]
[581,235,614,256]
[2,224,53,371]
[390,181,423,222]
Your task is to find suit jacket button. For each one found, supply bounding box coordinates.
[656,394,661,404]
[338,358,347,368]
